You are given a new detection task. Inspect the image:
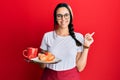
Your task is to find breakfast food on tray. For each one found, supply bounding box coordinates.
[38,52,55,62]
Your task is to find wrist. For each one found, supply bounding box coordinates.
[83,45,90,49]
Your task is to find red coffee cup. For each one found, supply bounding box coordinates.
[23,47,38,59]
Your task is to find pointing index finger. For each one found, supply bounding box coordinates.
[91,32,95,36]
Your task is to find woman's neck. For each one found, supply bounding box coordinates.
[55,27,69,36]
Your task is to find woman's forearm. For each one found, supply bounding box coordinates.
[39,63,46,69]
[76,48,89,72]
[77,32,95,72]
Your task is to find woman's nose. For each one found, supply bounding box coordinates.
[61,16,65,21]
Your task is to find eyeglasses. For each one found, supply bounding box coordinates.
[56,13,70,20]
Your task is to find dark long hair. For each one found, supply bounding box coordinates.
[54,3,82,46]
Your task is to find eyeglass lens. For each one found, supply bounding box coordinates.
[56,13,70,19]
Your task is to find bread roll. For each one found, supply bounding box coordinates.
[38,52,55,61]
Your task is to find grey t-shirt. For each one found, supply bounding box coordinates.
[40,31,84,71]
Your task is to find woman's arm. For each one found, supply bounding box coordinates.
[38,49,47,69]
[39,63,46,69]
[76,32,95,72]
[76,48,89,72]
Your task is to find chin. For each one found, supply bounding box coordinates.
[61,25,68,28]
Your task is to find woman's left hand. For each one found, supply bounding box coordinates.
[84,32,95,47]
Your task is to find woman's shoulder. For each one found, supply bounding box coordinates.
[74,32,84,42]
[74,32,83,37]
[43,31,54,37]
[44,31,54,35]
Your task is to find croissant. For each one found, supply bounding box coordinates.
[38,52,55,61]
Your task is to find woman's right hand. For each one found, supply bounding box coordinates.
[24,58,35,63]
[24,58,46,69]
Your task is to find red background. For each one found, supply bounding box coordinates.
[0,0,120,80]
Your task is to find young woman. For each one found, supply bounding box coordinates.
[40,3,95,80]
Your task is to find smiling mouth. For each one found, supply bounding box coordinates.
[61,21,68,24]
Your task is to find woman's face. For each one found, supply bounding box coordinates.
[56,7,70,28]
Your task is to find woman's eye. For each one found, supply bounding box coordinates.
[57,14,62,17]
[64,14,69,18]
